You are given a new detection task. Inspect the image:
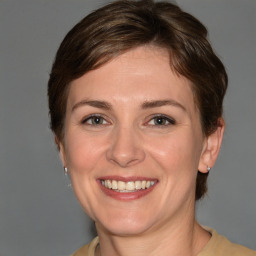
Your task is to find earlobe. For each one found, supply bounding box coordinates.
[198,118,225,173]
[55,135,67,167]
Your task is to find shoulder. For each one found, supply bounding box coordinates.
[198,228,256,256]
[71,237,99,256]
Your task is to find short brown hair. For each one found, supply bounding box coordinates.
[48,0,228,200]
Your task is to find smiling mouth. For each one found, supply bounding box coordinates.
[100,179,156,193]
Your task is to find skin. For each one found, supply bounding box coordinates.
[59,46,224,256]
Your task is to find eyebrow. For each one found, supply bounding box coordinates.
[141,100,186,112]
[72,99,186,112]
[72,100,112,112]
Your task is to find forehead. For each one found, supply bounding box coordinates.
[68,46,197,113]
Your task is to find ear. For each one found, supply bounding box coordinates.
[198,118,225,173]
[55,135,67,167]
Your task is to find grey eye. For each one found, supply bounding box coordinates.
[148,115,175,126]
[82,115,107,125]
[91,116,104,125]
[154,117,168,125]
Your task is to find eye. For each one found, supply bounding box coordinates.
[82,115,108,125]
[147,115,175,126]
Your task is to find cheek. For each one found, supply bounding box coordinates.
[65,132,105,173]
[64,133,107,217]
[147,130,202,175]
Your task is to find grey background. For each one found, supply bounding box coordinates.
[0,0,255,255]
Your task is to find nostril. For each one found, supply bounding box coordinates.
[111,158,141,168]
[106,147,145,167]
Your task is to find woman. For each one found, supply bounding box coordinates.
[48,0,256,255]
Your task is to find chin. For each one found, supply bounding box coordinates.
[99,221,152,237]
[95,210,156,236]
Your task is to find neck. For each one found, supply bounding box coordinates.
[95,211,210,256]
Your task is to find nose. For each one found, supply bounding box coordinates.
[106,126,145,168]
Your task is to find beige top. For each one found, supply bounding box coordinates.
[72,228,256,256]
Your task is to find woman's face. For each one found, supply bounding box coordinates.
[60,46,211,236]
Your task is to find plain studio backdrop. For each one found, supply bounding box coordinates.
[0,0,255,255]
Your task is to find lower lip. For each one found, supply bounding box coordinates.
[98,181,157,201]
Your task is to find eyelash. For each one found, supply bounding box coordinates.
[81,114,109,126]
[81,114,176,127]
[146,115,176,127]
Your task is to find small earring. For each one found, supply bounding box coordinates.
[64,167,68,176]
[207,166,211,172]
[63,167,72,188]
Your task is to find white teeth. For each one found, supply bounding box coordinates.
[126,181,135,191]
[135,181,142,190]
[101,179,156,192]
[117,181,126,190]
[107,180,112,189]
[112,180,118,189]
[146,181,151,188]
[141,180,146,189]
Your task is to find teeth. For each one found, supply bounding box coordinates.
[107,180,112,189]
[126,181,135,191]
[117,181,126,190]
[112,180,118,189]
[135,181,141,190]
[101,179,156,192]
